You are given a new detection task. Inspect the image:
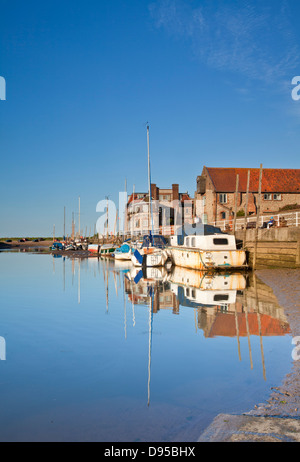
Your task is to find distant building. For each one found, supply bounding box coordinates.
[195,167,300,225]
[126,184,193,236]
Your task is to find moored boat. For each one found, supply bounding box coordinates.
[114,242,132,260]
[100,244,116,257]
[167,223,247,271]
[131,234,169,267]
[88,244,100,255]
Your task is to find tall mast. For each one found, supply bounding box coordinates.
[147,124,153,235]
[78,196,81,238]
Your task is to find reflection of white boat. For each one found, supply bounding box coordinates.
[143,266,168,281]
[169,267,247,308]
[169,266,246,291]
[168,224,247,270]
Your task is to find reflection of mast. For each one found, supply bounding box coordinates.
[131,278,136,327]
[147,284,153,407]
[123,275,127,339]
[244,292,253,370]
[234,305,241,361]
[78,259,81,304]
[72,258,75,285]
[254,275,266,380]
[106,259,109,313]
[63,257,65,291]
[113,270,118,296]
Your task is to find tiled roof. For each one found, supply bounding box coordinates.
[206,167,300,193]
[207,312,290,338]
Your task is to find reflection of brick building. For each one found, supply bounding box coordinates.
[127,183,193,236]
[195,167,300,225]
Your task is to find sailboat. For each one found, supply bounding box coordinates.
[131,125,169,268]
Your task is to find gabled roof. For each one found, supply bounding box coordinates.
[205,167,300,193]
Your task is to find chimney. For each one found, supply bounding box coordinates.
[151,183,159,200]
[172,184,179,201]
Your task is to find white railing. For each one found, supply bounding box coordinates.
[210,211,300,231]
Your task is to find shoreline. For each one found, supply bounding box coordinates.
[199,268,300,442]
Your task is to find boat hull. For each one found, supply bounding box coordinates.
[131,248,168,267]
[88,244,100,254]
[114,252,132,260]
[100,246,116,257]
[168,246,247,270]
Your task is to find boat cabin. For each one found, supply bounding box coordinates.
[169,223,237,251]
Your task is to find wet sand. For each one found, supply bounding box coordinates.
[248,269,300,418]
[199,268,300,442]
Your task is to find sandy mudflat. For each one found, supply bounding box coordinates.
[248,269,300,417]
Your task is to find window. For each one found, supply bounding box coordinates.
[191,237,196,247]
[214,294,229,302]
[221,212,226,220]
[219,193,227,204]
[213,238,229,245]
[186,238,189,246]
[273,194,282,201]
[264,193,272,201]
[135,220,140,228]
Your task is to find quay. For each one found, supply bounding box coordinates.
[237,226,300,269]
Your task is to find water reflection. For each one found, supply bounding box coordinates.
[0,252,293,441]
[123,265,290,391]
[80,258,290,407]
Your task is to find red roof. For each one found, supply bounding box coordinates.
[207,312,290,338]
[205,167,300,193]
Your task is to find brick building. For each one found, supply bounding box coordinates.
[195,167,300,225]
[127,184,193,236]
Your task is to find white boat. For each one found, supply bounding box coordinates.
[114,242,132,260]
[167,223,247,271]
[100,244,116,257]
[131,235,169,267]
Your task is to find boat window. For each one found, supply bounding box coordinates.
[191,237,195,247]
[214,294,229,302]
[213,238,228,245]
[186,238,189,246]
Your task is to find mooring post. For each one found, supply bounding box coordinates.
[253,164,263,270]
[243,170,250,249]
[233,174,239,236]
[296,238,300,267]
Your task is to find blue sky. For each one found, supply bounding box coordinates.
[1,0,300,236]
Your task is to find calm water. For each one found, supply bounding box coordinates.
[0,251,293,442]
